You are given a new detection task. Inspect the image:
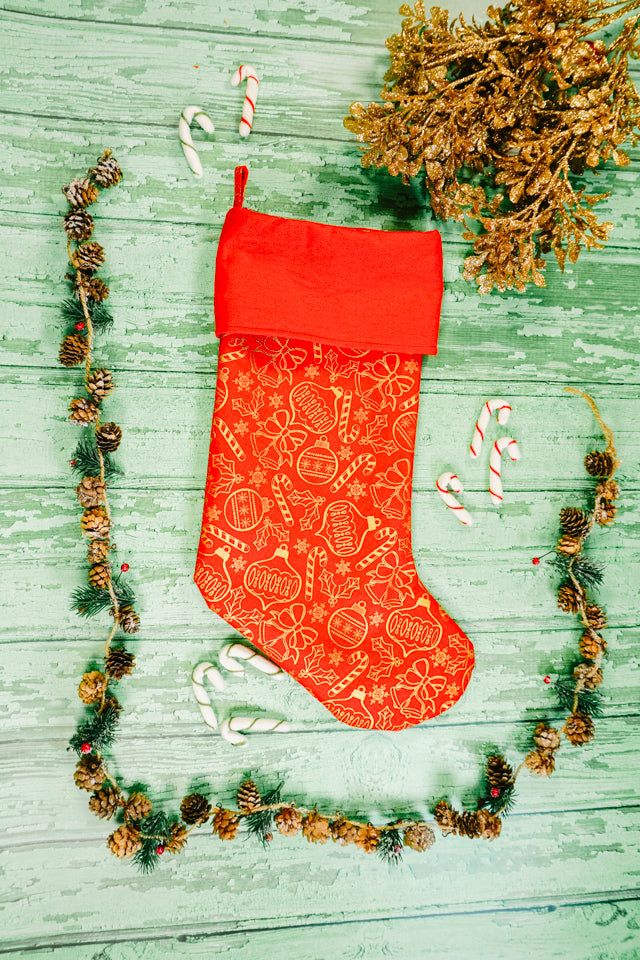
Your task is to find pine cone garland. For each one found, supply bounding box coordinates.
[91,149,122,188]
[180,792,211,825]
[84,276,110,302]
[167,823,189,854]
[564,711,595,746]
[574,662,604,689]
[96,422,122,452]
[330,816,359,846]
[69,397,99,425]
[81,506,110,539]
[63,178,99,208]
[477,809,502,840]
[486,754,515,790]
[212,807,240,840]
[596,479,620,501]
[556,534,581,556]
[524,748,556,776]
[106,647,136,679]
[76,475,106,508]
[275,806,303,837]
[89,787,122,819]
[117,605,140,634]
[594,498,616,526]
[88,562,111,589]
[87,539,110,563]
[70,241,105,273]
[74,755,106,791]
[403,822,435,852]
[125,792,153,821]
[354,823,380,853]
[533,723,561,752]
[64,208,94,241]
[584,450,615,478]
[585,604,607,630]
[78,670,107,704]
[237,779,261,812]
[454,811,483,839]
[434,800,457,835]
[87,368,114,401]
[557,582,584,613]
[559,507,591,539]
[107,823,141,858]
[59,333,88,367]
[301,810,331,844]
[579,631,607,660]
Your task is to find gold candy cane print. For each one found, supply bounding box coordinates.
[220,339,248,364]
[204,524,251,554]
[338,390,359,443]
[313,342,323,364]
[355,526,398,571]
[272,473,294,526]
[330,452,376,493]
[305,545,328,600]
[214,416,245,461]
[399,393,418,411]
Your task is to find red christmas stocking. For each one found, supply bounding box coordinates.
[195,167,474,731]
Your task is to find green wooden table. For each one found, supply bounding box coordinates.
[1,1,639,957]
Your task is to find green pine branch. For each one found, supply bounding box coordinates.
[71,435,121,482]
[555,675,604,717]
[62,297,113,332]
[133,812,172,874]
[72,579,136,619]
[69,699,120,755]
[244,784,282,846]
[377,826,404,865]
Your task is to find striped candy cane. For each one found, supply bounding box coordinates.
[191,661,225,732]
[435,473,474,526]
[330,453,376,492]
[218,641,281,676]
[179,106,215,178]
[489,437,521,505]
[355,526,398,570]
[204,525,250,553]
[338,391,359,443]
[313,343,323,364]
[221,715,290,747]
[470,399,512,458]
[305,545,328,600]
[214,417,245,461]
[272,473,294,526]
[231,65,260,137]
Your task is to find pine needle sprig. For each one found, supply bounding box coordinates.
[72,579,136,619]
[134,812,172,874]
[244,784,282,846]
[377,826,404,865]
[555,676,604,717]
[61,298,114,332]
[69,699,120,755]
[551,553,605,589]
[71,435,121,481]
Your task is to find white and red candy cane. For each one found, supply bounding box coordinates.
[231,65,260,137]
[435,473,474,526]
[470,399,512,458]
[305,545,328,600]
[489,437,521,506]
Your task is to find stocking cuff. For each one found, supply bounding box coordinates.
[214,167,444,355]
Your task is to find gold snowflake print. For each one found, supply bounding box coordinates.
[234,421,249,435]
[434,649,449,666]
[310,603,327,622]
[269,394,283,407]
[347,479,365,501]
[446,682,459,697]
[329,650,343,666]
[249,467,267,487]
[234,372,253,391]
[306,365,320,379]
[369,611,383,627]
[354,408,368,423]
[294,538,309,554]
[231,557,246,573]
[371,684,388,703]
[335,559,351,576]
[403,360,419,373]
[206,505,221,521]
[339,445,353,461]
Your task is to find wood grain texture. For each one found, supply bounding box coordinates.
[0,0,638,956]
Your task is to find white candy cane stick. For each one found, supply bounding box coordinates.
[436,473,474,526]
[206,525,250,553]
[272,473,294,526]
[305,545,328,600]
[221,715,290,747]
[470,399,512,458]
[218,641,281,676]
[191,661,225,732]
[355,526,398,571]
[330,453,376,492]
[338,391,359,443]
[179,106,214,178]
[489,437,521,506]
[231,65,260,137]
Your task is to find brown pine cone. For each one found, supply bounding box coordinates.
[275,806,303,837]
[455,811,483,839]
[63,177,99,208]
[64,208,94,241]
[403,822,435,852]
[84,276,110,302]
[579,631,607,660]
[70,241,105,273]
[559,507,591,539]
[117,605,140,634]
[106,647,136,679]
[486,754,515,790]
[87,368,114,401]
[91,149,122,188]
[88,561,111,589]
[69,397,99,425]
[81,506,110,539]
[596,479,620,501]
[180,792,211,825]
[166,823,189,854]
[96,422,122,452]
[76,475,106,508]
[355,823,380,853]
[524,748,555,776]
[89,787,122,819]
[556,534,581,556]
[574,662,603,689]
[212,807,240,840]
[74,755,106,791]
[125,792,153,821]
[78,670,107,704]
[107,823,141,858]
[87,539,110,563]
[584,450,615,478]
[434,800,457,835]
[564,711,595,746]
[59,333,89,367]
[585,604,607,630]
[594,498,616,526]
[330,816,359,846]
[301,810,331,845]
[476,809,502,840]
[533,723,561,752]
[557,582,584,613]
[237,779,261,812]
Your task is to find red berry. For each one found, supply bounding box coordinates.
[156,844,165,855]
[532,557,540,566]
[543,674,552,685]
[69,459,77,467]
[80,741,92,754]
[490,786,500,798]
[265,832,273,843]
[120,562,129,572]
[75,321,85,331]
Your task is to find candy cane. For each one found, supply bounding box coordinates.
[220,345,248,364]
[330,453,376,492]
[435,473,474,526]
[399,394,418,412]
[219,641,281,676]
[355,526,398,571]
[221,715,290,747]
[338,391,359,443]
[313,343,323,364]
[205,525,250,553]
[191,661,225,732]
[470,399,512,458]
[214,417,245,461]
[179,106,214,178]
[489,437,521,505]
[272,473,294,526]
[231,65,260,137]
[305,545,328,600]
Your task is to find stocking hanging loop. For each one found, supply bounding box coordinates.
[234,165,249,207]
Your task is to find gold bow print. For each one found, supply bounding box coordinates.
[266,603,318,665]
[364,551,415,608]
[253,337,309,386]
[250,409,307,469]
[391,658,447,722]
[360,355,414,410]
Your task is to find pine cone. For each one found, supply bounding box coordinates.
[594,498,616,526]
[81,506,110,539]
[59,333,89,367]
[237,779,261,812]
[63,177,99,208]
[74,755,106,791]
[559,507,591,539]
[330,816,359,846]
[486,754,515,790]
[434,800,457,835]
[76,475,106,508]
[69,397,99,425]
[476,809,502,840]
[96,422,122,452]
[563,711,595,746]
[64,208,94,241]
[579,631,607,660]
[574,662,603,689]
[78,670,107,704]
[275,806,302,837]
[596,479,619,501]
[454,811,483,839]
[88,562,111,589]
[557,582,584,613]
[91,149,122,188]
[89,787,122,819]
[524,748,555,776]
[166,823,189,854]
[556,534,581,556]
[107,823,141,858]
[71,241,105,273]
[87,368,114,401]
[125,792,153,821]
[355,824,380,853]
[584,450,614,478]
[106,647,136,679]
[180,792,211,825]
[301,810,331,845]
[403,822,435,852]
[84,276,110,302]
[533,723,561,752]
[212,807,240,840]
[87,539,110,563]
[585,604,607,630]
[117,604,140,634]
